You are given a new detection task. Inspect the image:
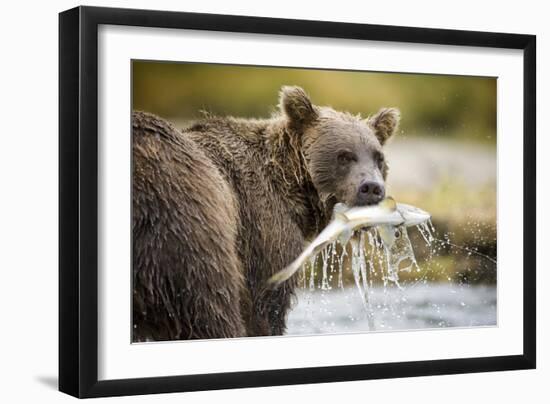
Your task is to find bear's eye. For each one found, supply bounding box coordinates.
[337,151,358,165]
[373,151,385,169]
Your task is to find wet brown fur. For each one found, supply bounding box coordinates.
[132,86,399,341]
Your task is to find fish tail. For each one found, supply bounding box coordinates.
[267,263,300,287]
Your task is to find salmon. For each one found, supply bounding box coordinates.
[268,197,430,286]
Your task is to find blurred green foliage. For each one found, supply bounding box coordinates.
[133,61,496,143]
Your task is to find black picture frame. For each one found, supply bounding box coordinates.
[59,5,536,398]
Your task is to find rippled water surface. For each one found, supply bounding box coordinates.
[286,284,496,335]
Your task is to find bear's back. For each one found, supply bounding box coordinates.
[132,111,246,341]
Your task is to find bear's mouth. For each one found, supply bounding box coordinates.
[319,195,338,223]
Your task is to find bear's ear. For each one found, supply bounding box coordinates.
[279,86,318,131]
[367,108,400,145]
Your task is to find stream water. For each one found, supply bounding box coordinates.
[286,221,497,335]
[287,284,496,335]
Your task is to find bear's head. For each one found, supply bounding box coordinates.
[279,86,400,208]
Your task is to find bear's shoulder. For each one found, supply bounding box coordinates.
[132,111,182,144]
[184,114,278,148]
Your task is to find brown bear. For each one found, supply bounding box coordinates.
[132,86,399,341]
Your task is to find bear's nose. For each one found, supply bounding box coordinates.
[356,181,385,205]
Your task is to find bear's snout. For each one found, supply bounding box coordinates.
[356,180,385,206]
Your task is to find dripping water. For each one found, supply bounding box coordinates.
[290,213,496,334]
[417,219,497,264]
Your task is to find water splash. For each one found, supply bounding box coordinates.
[295,223,427,331]
[309,255,316,291]
[417,219,497,265]
[293,213,496,334]
[320,248,330,290]
[337,242,347,289]
[348,237,375,330]
[417,220,436,246]
[358,231,375,330]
